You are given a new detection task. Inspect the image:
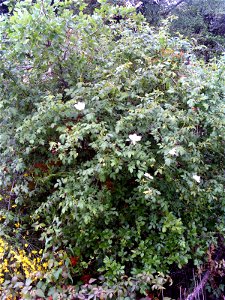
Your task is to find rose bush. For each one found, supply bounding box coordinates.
[0,0,224,298]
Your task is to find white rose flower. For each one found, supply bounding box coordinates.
[193,174,201,183]
[168,147,178,156]
[74,102,85,111]
[144,173,153,180]
[129,134,142,145]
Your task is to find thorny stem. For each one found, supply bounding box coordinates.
[185,245,223,300]
[185,270,210,300]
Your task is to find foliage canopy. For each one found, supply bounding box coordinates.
[0,0,224,298]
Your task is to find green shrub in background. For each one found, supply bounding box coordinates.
[0,0,224,298]
[169,0,225,61]
[137,0,225,60]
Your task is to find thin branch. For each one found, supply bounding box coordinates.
[20,65,33,70]
[7,177,16,210]
[162,0,187,16]
[185,270,210,300]
[185,245,223,300]
[41,0,47,17]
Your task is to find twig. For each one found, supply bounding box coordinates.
[20,65,33,70]
[8,177,16,211]
[162,0,187,16]
[41,0,47,17]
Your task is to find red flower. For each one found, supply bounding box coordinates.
[81,274,91,284]
[70,256,79,266]
[146,290,154,299]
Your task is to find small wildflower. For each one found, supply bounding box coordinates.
[129,134,142,145]
[74,102,85,111]
[15,223,20,228]
[193,174,201,183]
[42,262,48,269]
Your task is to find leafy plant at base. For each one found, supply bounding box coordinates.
[0,0,224,297]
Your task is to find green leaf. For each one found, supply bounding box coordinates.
[35,289,45,298]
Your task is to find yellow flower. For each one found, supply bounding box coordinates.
[14,223,20,228]
[42,262,48,269]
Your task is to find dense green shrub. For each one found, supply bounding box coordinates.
[0,0,224,297]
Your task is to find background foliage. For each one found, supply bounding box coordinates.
[137,0,225,60]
